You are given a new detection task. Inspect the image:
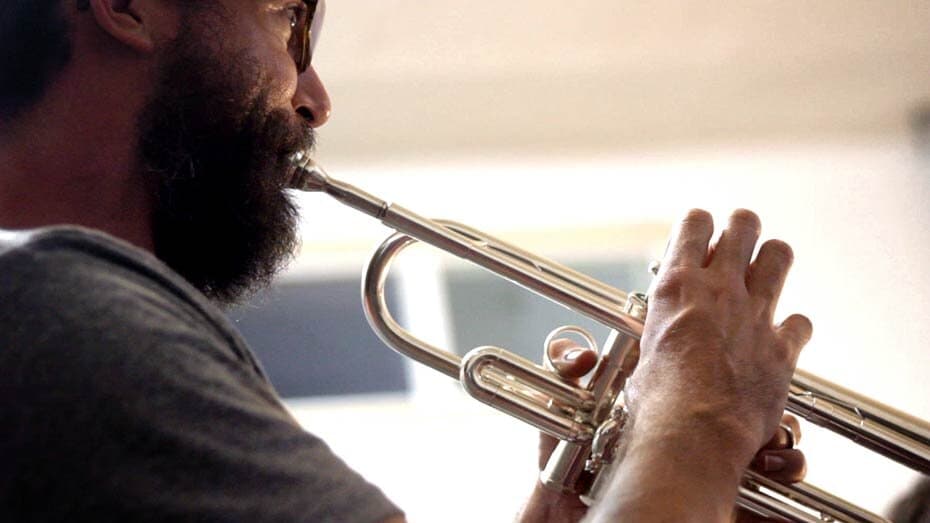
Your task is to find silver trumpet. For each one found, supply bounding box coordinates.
[289,154,930,523]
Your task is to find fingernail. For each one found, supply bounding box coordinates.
[763,455,786,472]
[563,348,584,362]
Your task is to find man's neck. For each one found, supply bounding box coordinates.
[0,57,156,252]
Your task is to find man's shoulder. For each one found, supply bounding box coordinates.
[2,227,188,326]
[0,226,258,369]
[0,226,276,387]
[1,225,203,310]
[0,225,173,284]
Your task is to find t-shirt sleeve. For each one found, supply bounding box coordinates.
[0,232,403,523]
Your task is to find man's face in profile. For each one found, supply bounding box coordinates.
[135,6,316,305]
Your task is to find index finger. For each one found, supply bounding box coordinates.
[664,209,715,270]
[546,339,599,382]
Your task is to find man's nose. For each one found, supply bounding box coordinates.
[292,66,331,128]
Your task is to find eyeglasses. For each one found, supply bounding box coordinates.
[76,0,324,73]
[289,0,325,74]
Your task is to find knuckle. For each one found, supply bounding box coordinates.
[680,208,713,228]
[653,267,691,298]
[772,335,793,359]
[797,313,813,331]
[788,314,814,341]
[751,283,778,303]
[729,208,761,232]
[760,239,794,266]
[776,315,813,352]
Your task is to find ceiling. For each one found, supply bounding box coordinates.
[309,0,930,166]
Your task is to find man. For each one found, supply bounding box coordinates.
[0,1,811,521]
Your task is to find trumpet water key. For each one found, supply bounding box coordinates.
[289,153,930,523]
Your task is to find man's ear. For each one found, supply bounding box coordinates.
[86,0,173,54]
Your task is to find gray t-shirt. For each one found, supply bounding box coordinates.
[0,227,402,522]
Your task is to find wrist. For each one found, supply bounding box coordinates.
[583,408,754,523]
[630,396,761,472]
[517,481,588,523]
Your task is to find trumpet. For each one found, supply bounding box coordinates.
[289,153,930,523]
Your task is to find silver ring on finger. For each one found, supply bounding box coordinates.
[648,260,661,276]
[780,422,797,449]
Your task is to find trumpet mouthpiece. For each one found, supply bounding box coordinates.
[285,151,388,218]
[288,151,329,192]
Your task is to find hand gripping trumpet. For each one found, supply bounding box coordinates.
[289,154,930,523]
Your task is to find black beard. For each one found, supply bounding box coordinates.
[136,26,313,306]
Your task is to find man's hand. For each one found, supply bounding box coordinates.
[516,341,597,523]
[748,414,806,486]
[520,209,812,522]
[518,343,807,522]
[737,415,807,523]
[629,209,811,466]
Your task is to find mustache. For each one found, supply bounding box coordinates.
[261,109,317,184]
[274,111,317,157]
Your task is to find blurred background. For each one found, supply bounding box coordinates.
[228,1,930,520]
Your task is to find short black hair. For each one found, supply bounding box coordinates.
[0,0,74,121]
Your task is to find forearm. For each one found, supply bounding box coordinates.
[583,413,752,523]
